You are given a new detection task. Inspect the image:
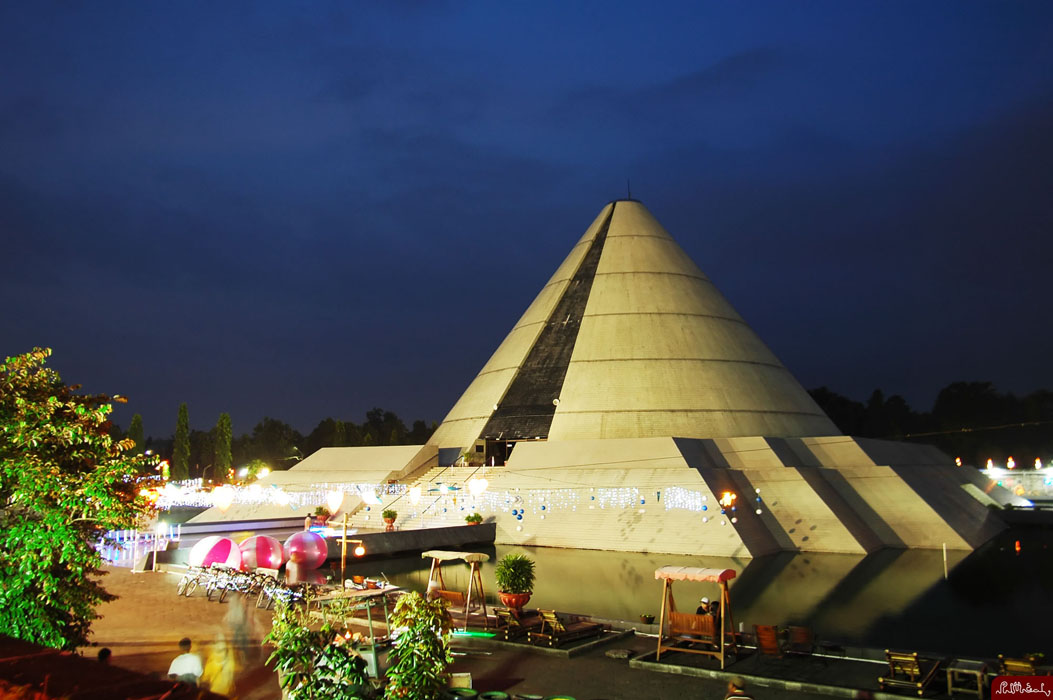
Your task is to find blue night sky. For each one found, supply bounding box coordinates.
[3,2,1052,436]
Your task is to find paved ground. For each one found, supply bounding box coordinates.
[82,565,856,700]
[82,566,280,699]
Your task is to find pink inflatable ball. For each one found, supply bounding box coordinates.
[188,536,242,570]
[283,531,328,570]
[238,535,284,571]
[285,563,328,586]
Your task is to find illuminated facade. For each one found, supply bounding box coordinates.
[194,200,1024,556]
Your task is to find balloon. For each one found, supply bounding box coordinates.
[283,531,327,570]
[188,536,242,569]
[238,535,284,571]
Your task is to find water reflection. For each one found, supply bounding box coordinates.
[337,527,1052,658]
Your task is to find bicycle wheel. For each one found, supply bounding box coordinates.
[176,576,189,596]
[185,578,199,597]
[219,586,229,604]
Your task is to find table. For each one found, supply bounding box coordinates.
[947,659,988,700]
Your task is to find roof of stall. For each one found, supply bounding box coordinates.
[422,550,490,563]
[655,566,736,583]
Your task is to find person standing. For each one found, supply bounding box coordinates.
[167,637,203,686]
[200,634,237,697]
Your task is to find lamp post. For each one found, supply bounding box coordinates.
[337,512,365,585]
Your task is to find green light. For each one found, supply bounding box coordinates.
[451,630,496,638]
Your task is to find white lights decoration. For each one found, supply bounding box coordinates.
[327,490,344,515]
[212,485,236,512]
[359,488,382,505]
[468,477,488,496]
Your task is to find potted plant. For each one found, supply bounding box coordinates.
[494,552,535,612]
[265,598,374,699]
[640,613,655,624]
[465,513,483,526]
[382,509,397,531]
[384,592,453,700]
[313,506,331,525]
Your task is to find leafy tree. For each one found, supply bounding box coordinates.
[407,420,433,444]
[126,413,144,454]
[172,403,190,481]
[0,348,150,650]
[384,592,452,699]
[303,418,346,456]
[808,386,865,435]
[188,429,213,479]
[365,408,407,446]
[240,417,302,468]
[213,412,232,483]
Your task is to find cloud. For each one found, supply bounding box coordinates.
[552,47,791,123]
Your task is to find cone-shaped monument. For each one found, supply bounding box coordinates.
[192,199,1022,557]
[429,200,837,453]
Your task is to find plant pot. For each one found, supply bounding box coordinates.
[640,614,655,624]
[497,591,531,611]
[383,517,395,532]
[466,521,480,526]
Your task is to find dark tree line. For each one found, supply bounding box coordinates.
[121,381,1051,478]
[809,382,1053,467]
[131,407,435,481]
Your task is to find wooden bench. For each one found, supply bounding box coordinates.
[435,589,467,609]
[998,655,1045,676]
[494,607,542,641]
[528,610,604,647]
[878,650,944,696]
[668,611,718,646]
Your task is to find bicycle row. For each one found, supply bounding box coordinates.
[174,564,317,609]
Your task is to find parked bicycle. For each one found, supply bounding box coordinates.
[175,565,205,597]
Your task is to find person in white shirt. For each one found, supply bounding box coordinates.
[167,637,203,686]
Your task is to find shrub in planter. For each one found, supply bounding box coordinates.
[266,598,374,699]
[464,513,483,525]
[494,553,535,612]
[382,509,397,521]
[384,592,452,699]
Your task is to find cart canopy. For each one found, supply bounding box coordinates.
[421,550,490,564]
[654,566,736,583]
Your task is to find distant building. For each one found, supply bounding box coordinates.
[194,200,1023,556]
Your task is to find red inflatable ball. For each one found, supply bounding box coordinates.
[283,531,327,570]
[188,536,242,570]
[238,535,284,571]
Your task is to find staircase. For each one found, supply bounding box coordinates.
[338,465,493,531]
